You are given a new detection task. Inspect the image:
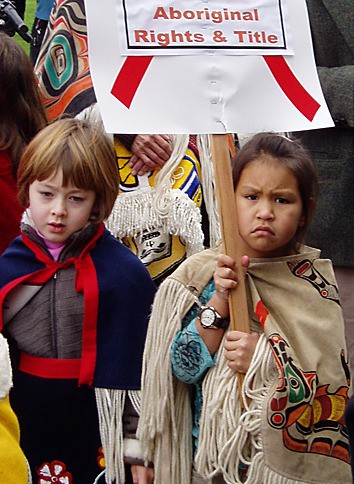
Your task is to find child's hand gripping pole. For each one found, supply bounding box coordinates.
[210,134,250,404]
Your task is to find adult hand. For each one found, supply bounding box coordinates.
[129,134,172,176]
[131,464,154,484]
[224,331,259,373]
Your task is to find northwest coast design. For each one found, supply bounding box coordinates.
[287,259,340,304]
[268,333,350,463]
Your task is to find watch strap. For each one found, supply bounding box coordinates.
[198,305,229,329]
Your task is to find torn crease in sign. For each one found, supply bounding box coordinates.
[111,54,320,122]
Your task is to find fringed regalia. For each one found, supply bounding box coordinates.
[106,134,220,286]
[138,245,351,483]
[0,224,156,483]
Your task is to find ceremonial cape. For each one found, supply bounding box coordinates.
[138,245,351,483]
[0,224,156,482]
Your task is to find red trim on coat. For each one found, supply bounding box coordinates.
[19,352,81,379]
[0,224,105,386]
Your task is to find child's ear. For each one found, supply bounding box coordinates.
[90,209,99,221]
[89,202,100,221]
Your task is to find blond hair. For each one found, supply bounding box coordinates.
[17,118,119,223]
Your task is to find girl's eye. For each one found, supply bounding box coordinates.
[275,197,289,204]
[40,191,53,198]
[70,196,84,202]
[246,194,258,200]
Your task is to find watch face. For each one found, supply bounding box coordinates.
[200,307,216,327]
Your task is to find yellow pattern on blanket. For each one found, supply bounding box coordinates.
[106,136,205,285]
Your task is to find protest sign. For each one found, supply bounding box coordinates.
[85,0,334,341]
[85,0,333,134]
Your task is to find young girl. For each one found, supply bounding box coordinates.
[138,133,351,483]
[0,118,156,483]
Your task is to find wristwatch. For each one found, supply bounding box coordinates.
[197,306,229,330]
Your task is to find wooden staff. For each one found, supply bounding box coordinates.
[210,134,250,397]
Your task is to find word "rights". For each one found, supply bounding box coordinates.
[134,29,279,47]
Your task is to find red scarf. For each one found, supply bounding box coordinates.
[0,224,104,386]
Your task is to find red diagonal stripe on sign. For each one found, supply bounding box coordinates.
[111,56,153,108]
[111,55,321,121]
[263,56,320,121]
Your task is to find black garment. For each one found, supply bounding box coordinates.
[11,372,102,483]
[345,394,354,482]
[30,17,48,65]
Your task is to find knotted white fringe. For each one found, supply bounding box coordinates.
[195,334,278,483]
[137,278,197,483]
[106,187,204,256]
[95,388,126,484]
[106,133,222,255]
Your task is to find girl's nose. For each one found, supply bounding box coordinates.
[256,200,274,220]
[51,199,66,217]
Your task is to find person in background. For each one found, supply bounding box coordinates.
[295,0,354,374]
[0,118,156,483]
[0,32,47,255]
[30,0,54,65]
[138,133,351,483]
[117,133,172,177]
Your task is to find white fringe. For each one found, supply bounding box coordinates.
[261,466,308,483]
[95,388,126,484]
[106,133,221,255]
[128,390,141,416]
[197,134,221,247]
[106,187,204,257]
[196,334,279,484]
[153,134,190,216]
[137,278,198,483]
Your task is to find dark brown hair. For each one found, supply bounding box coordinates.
[232,132,318,250]
[0,32,47,174]
[17,118,119,223]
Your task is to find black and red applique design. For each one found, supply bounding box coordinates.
[287,259,340,304]
[268,333,350,464]
[37,460,73,483]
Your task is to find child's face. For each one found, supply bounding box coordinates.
[235,156,305,258]
[28,169,96,244]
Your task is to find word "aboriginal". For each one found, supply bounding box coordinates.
[153,7,260,24]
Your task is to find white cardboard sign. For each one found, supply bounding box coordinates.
[85,0,334,134]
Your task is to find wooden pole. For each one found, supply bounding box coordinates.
[210,134,250,333]
[210,134,250,398]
